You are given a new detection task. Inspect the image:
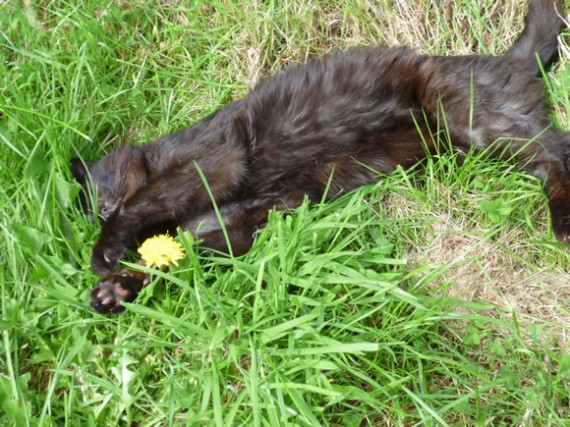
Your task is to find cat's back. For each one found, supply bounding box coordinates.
[248,47,420,150]
[244,46,427,197]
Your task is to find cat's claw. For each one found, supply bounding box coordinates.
[90,272,148,314]
[91,251,118,276]
[91,238,126,276]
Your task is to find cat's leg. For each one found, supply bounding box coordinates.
[91,140,249,276]
[454,125,570,242]
[417,58,570,242]
[439,116,570,242]
[546,167,570,243]
[90,197,297,313]
[179,196,293,256]
[429,105,570,242]
[533,131,570,243]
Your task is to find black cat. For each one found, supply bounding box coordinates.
[72,0,569,314]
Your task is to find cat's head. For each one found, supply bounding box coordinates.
[71,145,149,221]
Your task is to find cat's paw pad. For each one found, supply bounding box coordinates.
[90,273,146,314]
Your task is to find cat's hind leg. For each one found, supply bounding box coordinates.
[417,57,570,243]
[179,196,303,256]
[536,131,570,243]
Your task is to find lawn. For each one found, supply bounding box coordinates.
[1,0,569,425]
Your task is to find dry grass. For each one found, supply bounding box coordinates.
[412,213,570,343]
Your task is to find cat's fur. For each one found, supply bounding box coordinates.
[72,0,569,314]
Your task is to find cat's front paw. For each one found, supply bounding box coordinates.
[91,240,125,276]
[90,272,148,314]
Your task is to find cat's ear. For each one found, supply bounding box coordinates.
[117,145,149,191]
[70,158,92,183]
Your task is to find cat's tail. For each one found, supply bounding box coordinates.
[507,0,566,75]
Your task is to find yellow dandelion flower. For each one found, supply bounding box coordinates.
[137,234,185,268]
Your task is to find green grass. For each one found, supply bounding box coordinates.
[1,0,569,425]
